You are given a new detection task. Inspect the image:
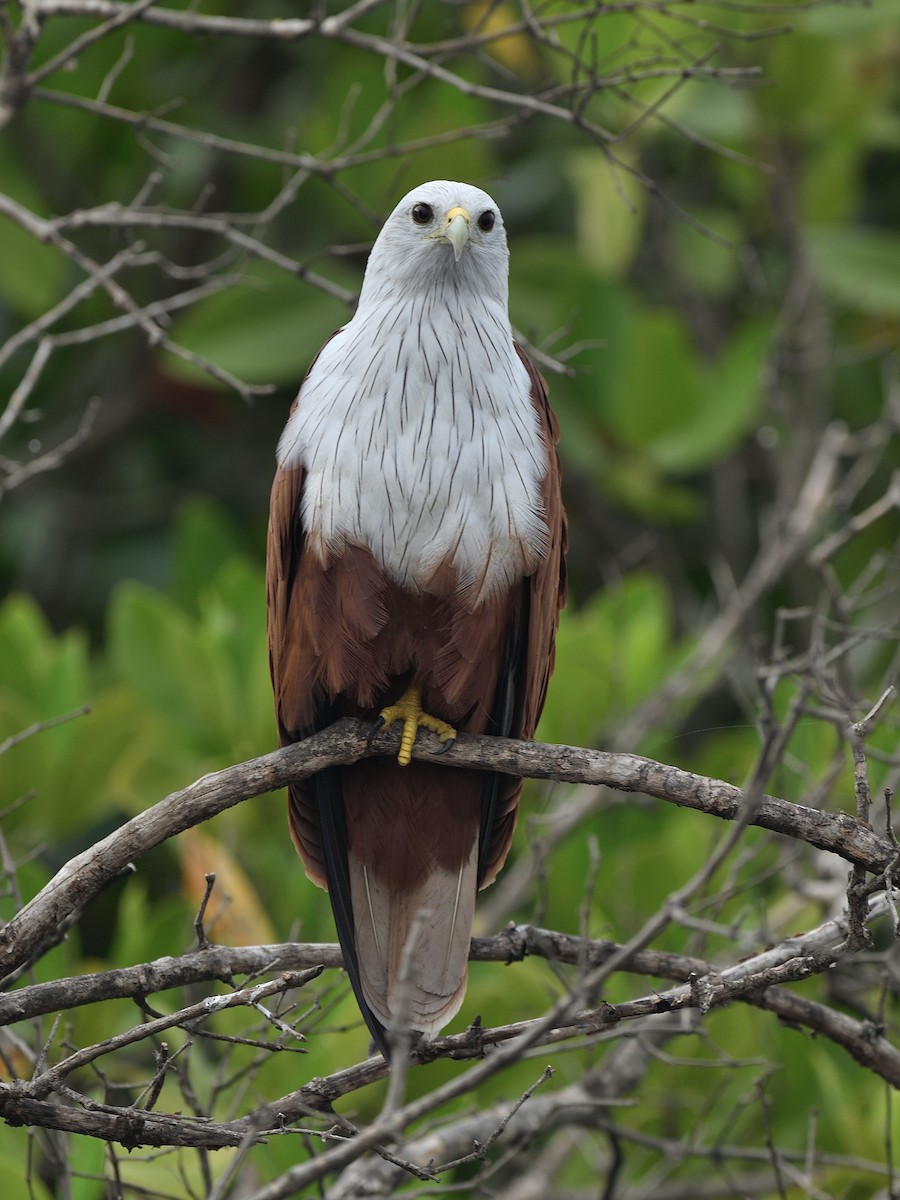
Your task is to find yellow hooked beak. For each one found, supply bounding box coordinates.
[441,205,471,262]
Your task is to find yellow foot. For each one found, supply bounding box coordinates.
[369,684,456,767]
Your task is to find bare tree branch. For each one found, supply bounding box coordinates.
[1,719,893,991]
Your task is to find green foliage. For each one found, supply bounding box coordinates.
[7,479,887,1192]
[807,224,900,319]
[0,598,95,838]
[0,219,68,320]
[605,312,771,475]
[164,262,354,387]
[0,499,320,944]
[0,1147,51,1200]
[538,572,689,748]
[2,0,899,1193]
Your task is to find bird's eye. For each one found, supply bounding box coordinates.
[477,209,496,232]
[411,202,434,225]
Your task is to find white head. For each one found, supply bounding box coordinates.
[357,180,510,311]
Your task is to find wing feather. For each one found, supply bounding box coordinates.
[476,345,567,888]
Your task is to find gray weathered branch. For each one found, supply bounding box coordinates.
[1,719,892,988]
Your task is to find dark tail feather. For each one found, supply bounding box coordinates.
[477,598,526,886]
[313,766,393,1060]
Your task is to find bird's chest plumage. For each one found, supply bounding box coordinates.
[279,300,548,605]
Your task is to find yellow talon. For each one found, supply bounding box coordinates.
[376,684,457,767]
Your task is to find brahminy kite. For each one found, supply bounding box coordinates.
[267,179,566,1059]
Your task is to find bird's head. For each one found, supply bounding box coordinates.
[358,180,510,309]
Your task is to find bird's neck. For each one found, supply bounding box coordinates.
[358,248,509,314]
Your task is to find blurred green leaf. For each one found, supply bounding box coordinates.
[803,0,900,37]
[0,594,88,712]
[108,570,270,766]
[537,572,687,748]
[604,308,702,456]
[602,312,769,474]
[649,319,770,471]
[0,216,68,319]
[170,497,242,617]
[164,261,353,387]
[798,138,863,224]
[806,224,900,318]
[666,83,757,145]
[567,148,646,277]
[195,558,273,761]
[68,1135,108,1200]
[672,209,743,298]
[602,454,701,523]
[0,596,94,830]
[107,877,189,970]
[108,582,218,743]
[0,1148,52,1199]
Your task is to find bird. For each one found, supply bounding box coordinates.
[266,179,566,1059]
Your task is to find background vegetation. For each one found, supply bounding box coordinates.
[0,0,898,1196]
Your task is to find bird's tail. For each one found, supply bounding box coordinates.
[348,838,478,1041]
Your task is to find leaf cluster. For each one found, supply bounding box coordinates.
[0,0,899,1196]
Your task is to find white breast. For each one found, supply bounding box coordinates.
[278,293,548,605]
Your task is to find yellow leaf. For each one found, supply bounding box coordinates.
[461,2,540,77]
[180,827,276,946]
[567,148,646,277]
[0,1032,32,1082]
